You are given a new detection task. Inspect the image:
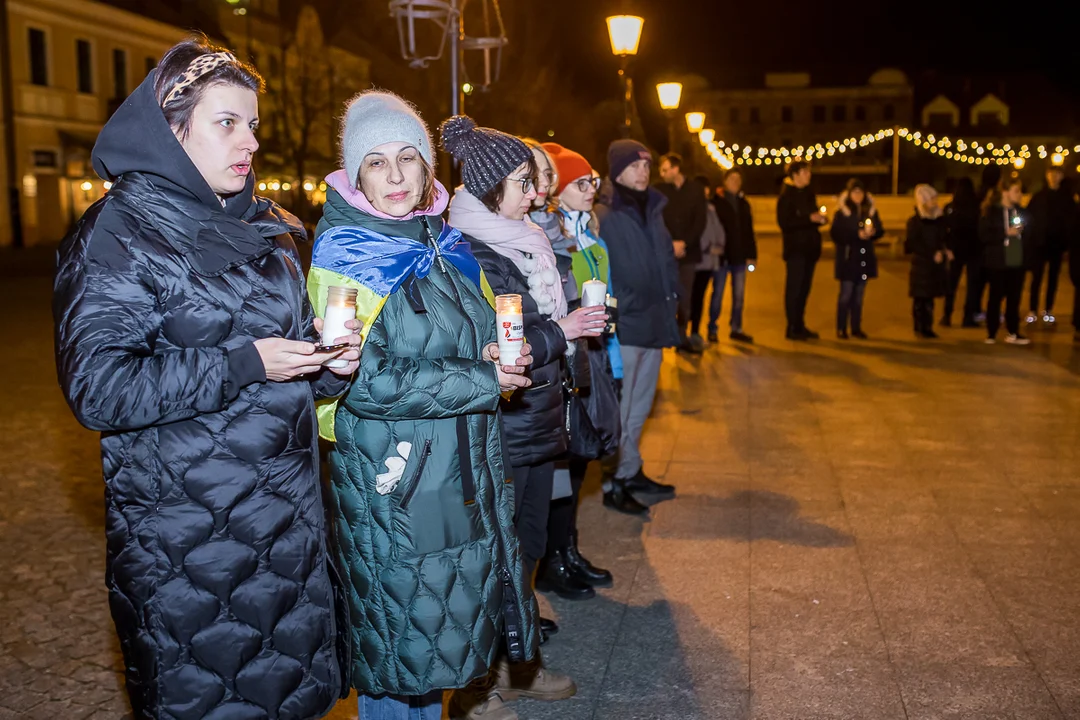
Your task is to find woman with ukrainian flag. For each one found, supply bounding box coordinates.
[306,91,539,720]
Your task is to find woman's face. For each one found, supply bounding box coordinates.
[532,148,554,209]
[496,161,538,221]
[358,141,425,217]
[849,188,865,206]
[559,175,598,213]
[178,83,259,196]
[1003,183,1023,206]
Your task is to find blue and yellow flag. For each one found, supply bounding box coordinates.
[308,222,495,441]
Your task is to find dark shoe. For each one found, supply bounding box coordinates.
[785,327,810,341]
[961,318,980,328]
[851,330,869,340]
[918,330,940,339]
[729,331,754,344]
[540,616,559,635]
[837,329,849,340]
[565,532,613,587]
[677,338,704,355]
[802,327,820,339]
[622,468,675,495]
[707,331,719,343]
[535,550,596,601]
[602,484,649,515]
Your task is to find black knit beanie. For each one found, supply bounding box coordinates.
[439,115,532,198]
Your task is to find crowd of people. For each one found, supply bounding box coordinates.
[775,161,1080,345]
[50,34,1080,720]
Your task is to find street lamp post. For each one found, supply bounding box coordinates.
[606,15,643,138]
[656,81,682,161]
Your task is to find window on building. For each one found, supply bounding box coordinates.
[833,105,847,122]
[77,39,93,94]
[729,107,740,125]
[112,49,128,98]
[854,105,866,121]
[28,28,48,86]
[812,105,826,123]
[781,106,794,123]
[749,107,761,124]
[145,57,157,76]
[883,103,895,121]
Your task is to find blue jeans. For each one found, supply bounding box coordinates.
[837,280,867,333]
[358,691,444,720]
[709,264,747,335]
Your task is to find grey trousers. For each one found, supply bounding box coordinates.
[615,345,664,480]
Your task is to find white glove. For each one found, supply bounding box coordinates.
[375,441,412,495]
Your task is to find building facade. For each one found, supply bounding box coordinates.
[3,0,185,246]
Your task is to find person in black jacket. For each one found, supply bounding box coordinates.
[943,177,983,327]
[52,37,362,720]
[830,179,883,339]
[777,161,828,340]
[596,139,681,506]
[1025,165,1077,326]
[980,177,1032,345]
[710,169,758,343]
[445,120,607,595]
[906,184,952,339]
[657,153,707,353]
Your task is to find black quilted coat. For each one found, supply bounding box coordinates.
[53,73,346,719]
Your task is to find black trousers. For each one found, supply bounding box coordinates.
[1030,246,1066,313]
[785,254,818,331]
[689,270,713,336]
[676,263,697,339]
[547,459,589,554]
[511,461,554,581]
[912,297,935,334]
[986,267,1026,338]
[944,255,982,322]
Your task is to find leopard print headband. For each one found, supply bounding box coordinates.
[162,52,238,107]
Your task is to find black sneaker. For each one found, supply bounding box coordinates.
[602,485,649,515]
[729,331,754,344]
[786,327,810,341]
[837,329,849,340]
[707,332,719,343]
[622,469,675,495]
[851,330,868,340]
[677,339,704,355]
[802,328,820,339]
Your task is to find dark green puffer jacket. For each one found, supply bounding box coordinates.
[315,191,539,696]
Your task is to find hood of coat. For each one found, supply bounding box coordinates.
[92,70,254,218]
[597,178,667,218]
[837,190,877,217]
[915,204,943,220]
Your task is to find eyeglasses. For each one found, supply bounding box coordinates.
[509,176,536,195]
[572,177,602,193]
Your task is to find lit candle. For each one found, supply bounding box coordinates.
[322,286,358,368]
[495,294,525,365]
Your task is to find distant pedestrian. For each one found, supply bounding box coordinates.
[688,174,727,343]
[906,184,951,339]
[777,161,827,340]
[710,169,758,343]
[942,177,983,327]
[1025,164,1077,327]
[980,177,1031,345]
[830,178,882,339]
[656,153,707,353]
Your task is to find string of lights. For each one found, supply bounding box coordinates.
[694,126,1079,172]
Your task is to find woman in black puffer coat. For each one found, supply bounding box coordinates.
[53,37,359,720]
[906,184,952,339]
[444,118,607,593]
[830,178,883,339]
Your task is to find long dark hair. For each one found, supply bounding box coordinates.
[843,178,870,214]
[981,177,1022,217]
[153,35,264,140]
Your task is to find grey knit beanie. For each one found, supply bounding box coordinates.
[340,90,432,189]
[439,115,532,198]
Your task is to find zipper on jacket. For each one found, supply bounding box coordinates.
[399,439,432,511]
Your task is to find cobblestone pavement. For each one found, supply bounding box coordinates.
[3,237,1080,719]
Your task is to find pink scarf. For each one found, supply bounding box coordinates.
[324,169,450,219]
[448,187,567,319]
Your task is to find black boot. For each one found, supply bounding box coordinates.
[539,616,559,644]
[602,480,649,515]
[565,531,613,587]
[623,468,675,496]
[535,550,596,601]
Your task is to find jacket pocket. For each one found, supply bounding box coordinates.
[391,419,485,559]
